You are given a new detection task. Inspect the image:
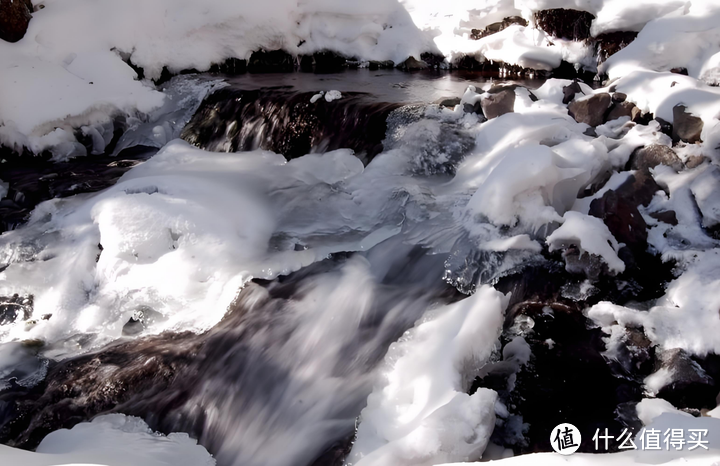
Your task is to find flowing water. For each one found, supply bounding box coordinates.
[0,70,570,465]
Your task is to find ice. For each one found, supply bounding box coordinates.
[348,285,509,466]
[0,414,215,466]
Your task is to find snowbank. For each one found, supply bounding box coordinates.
[0,414,215,466]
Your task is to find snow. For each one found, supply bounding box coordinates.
[547,211,626,274]
[2,0,720,157]
[0,414,215,466]
[348,285,509,466]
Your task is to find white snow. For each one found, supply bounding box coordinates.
[348,285,509,466]
[547,211,626,274]
[0,414,215,466]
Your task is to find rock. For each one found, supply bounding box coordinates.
[0,0,33,43]
[595,31,638,65]
[435,97,461,108]
[606,101,642,123]
[651,349,717,409]
[311,50,348,73]
[567,93,612,127]
[612,92,627,103]
[558,245,610,280]
[654,117,674,138]
[685,155,706,169]
[480,89,515,119]
[629,144,683,172]
[248,49,294,73]
[470,16,528,40]
[397,56,428,71]
[534,9,595,41]
[670,67,689,75]
[615,167,662,209]
[420,52,445,69]
[672,105,704,143]
[367,60,394,70]
[649,210,678,226]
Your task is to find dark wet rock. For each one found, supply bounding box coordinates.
[209,57,247,75]
[672,104,703,143]
[612,92,627,103]
[453,55,485,70]
[248,49,294,73]
[0,295,33,326]
[551,60,596,82]
[481,89,515,119]
[655,117,674,138]
[299,50,348,73]
[589,169,658,260]
[606,101,641,123]
[396,56,428,71]
[670,67,689,76]
[0,0,33,43]
[534,9,594,41]
[558,245,610,280]
[629,144,683,172]
[595,31,638,65]
[470,16,528,40]
[608,327,655,379]
[420,52,446,69]
[567,93,612,127]
[653,349,717,410]
[0,145,157,233]
[562,80,583,104]
[182,87,401,163]
[367,60,394,70]
[435,97,461,108]
[649,210,679,226]
[473,290,641,453]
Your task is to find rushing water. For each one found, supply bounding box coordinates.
[0,70,620,465]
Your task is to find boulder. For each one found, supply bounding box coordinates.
[397,56,428,71]
[0,0,33,43]
[629,144,683,172]
[672,105,703,143]
[562,81,583,104]
[481,89,515,119]
[567,93,612,127]
[612,92,627,103]
[606,101,641,123]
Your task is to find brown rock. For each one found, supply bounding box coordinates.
[672,104,703,143]
[481,89,515,119]
[685,155,706,169]
[0,0,33,43]
[629,144,683,172]
[649,210,678,226]
[606,101,641,122]
[397,56,428,71]
[567,93,612,127]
